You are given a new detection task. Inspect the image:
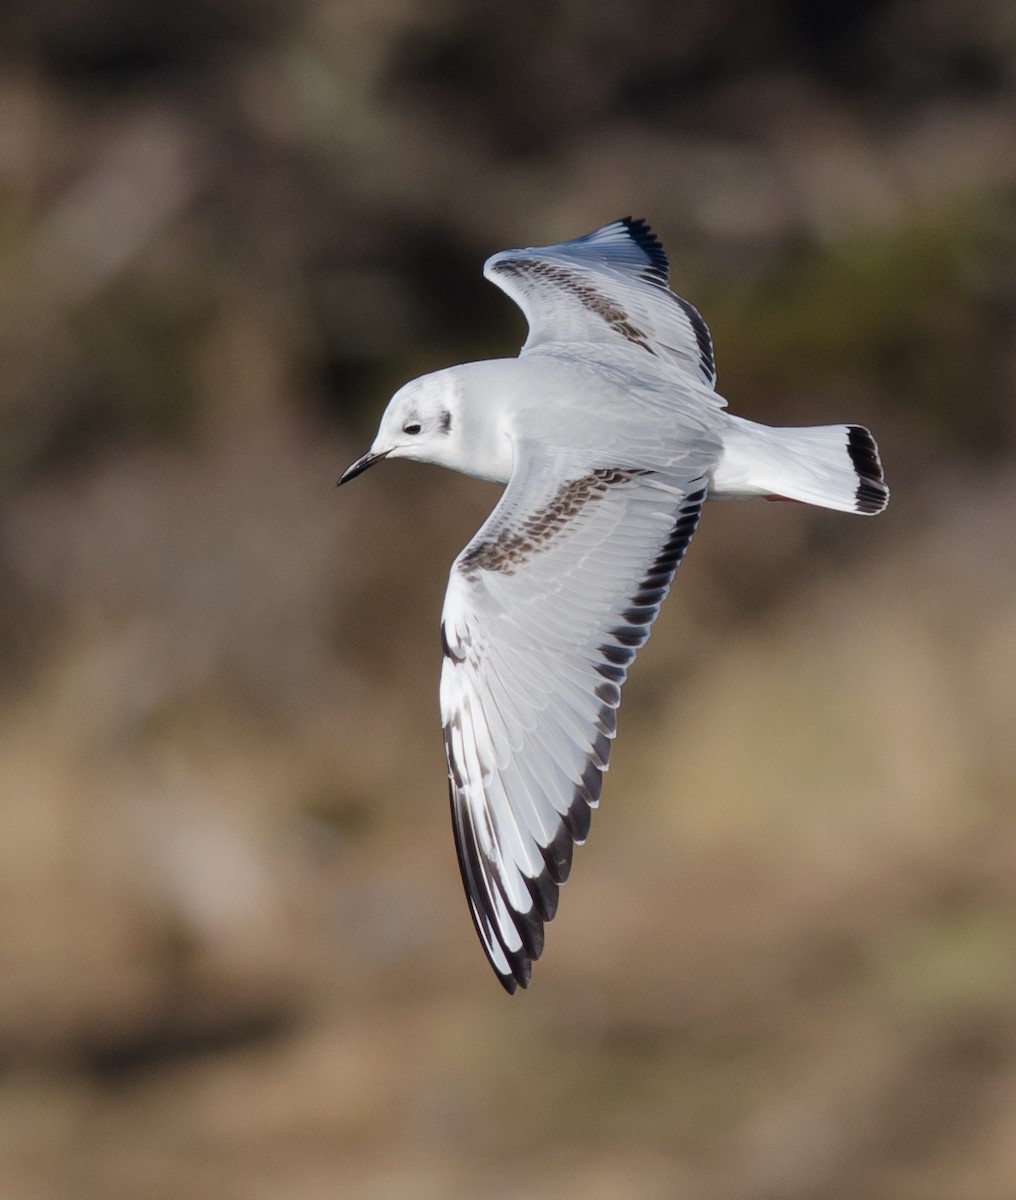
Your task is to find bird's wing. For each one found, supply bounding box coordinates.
[483,217,717,388]
[440,442,710,991]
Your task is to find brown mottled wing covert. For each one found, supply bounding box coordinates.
[484,217,717,388]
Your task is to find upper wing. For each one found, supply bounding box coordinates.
[440,445,710,991]
[484,217,717,387]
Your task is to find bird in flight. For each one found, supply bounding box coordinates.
[339,217,888,992]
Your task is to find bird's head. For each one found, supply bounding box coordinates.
[338,372,460,485]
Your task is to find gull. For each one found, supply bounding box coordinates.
[339,217,888,992]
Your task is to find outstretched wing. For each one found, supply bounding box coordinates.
[440,446,710,991]
[484,217,717,387]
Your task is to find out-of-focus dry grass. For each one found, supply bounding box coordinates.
[1,1,1015,1197]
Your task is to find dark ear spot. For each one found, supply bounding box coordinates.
[439,409,452,433]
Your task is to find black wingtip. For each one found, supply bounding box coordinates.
[619,216,670,284]
[498,954,531,994]
[497,970,520,995]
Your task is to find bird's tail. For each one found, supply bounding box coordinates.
[711,416,889,515]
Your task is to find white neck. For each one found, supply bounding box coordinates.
[423,361,517,484]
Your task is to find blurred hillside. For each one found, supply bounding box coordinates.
[1,1,1015,1197]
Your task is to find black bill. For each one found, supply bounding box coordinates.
[337,448,390,486]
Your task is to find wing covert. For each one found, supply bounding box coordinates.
[484,217,717,387]
[439,449,708,990]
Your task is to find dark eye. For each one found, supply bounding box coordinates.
[403,421,422,435]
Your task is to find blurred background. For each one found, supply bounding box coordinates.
[1,0,1015,1196]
